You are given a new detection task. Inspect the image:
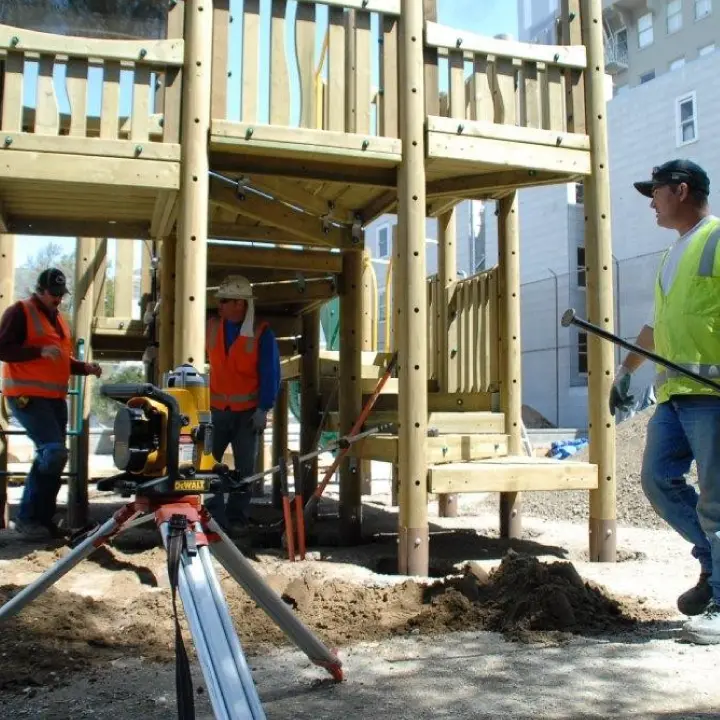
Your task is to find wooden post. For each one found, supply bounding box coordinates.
[158,238,177,375]
[68,237,96,530]
[360,248,374,496]
[272,382,288,510]
[114,242,134,318]
[582,0,616,562]
[397,0,429,576]
[300,309,320,504]
[339,249,363,544]
[0,234,15,529]
[498,192,522,539]
[437,211,457,518]
[390,225,401,511]
[92,239,108,316]
[174,0,212,368]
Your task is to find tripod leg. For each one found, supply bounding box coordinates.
[206,517,343,682]
[0,508,137,622]
[158,521,267,720]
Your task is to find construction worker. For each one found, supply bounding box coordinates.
[205,275,280,533]
[0,268,102,540]
[610,159,720,644]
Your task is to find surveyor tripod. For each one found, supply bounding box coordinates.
[0,483,343,720]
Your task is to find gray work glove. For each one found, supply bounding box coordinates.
[609,366,634,417]
[251,408,268,433]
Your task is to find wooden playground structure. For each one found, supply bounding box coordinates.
[0,0,617,576]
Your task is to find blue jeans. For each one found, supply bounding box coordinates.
[204,408,259,528]
[7,396,69,526]
[641,395,720,601]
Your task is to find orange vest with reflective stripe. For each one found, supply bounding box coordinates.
[2,299,72,399]
[206,318,269,411]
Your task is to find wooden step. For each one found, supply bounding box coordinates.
[428,456,598,494]
[350,433,508,464]
[326,411,505,435]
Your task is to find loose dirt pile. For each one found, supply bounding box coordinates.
[521,407,698,529]
[0,546,669,692]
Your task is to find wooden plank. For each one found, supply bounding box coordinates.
[252,278,336,305]
[242,0,261,123]
[472,55,493,123]
[304,0,400,12]
[208,243,342,272]
[426,133,592,176]
[521,62,541,129]
[150,190,178,238]
[0,133,181,160]
[211,0,230,119]
[380,15,399,138]
[66,58,88,137]
[100,61,120,139]
[295,2,317,129]
[448,49,465,120]
[327,7,346,132]
[492,57,517,126]
[325,410,506,435]
[426,168,575,199]
[423,0,439,116]
[35,55,59,134]
[162,0,184,143]
[354,11,372,134]
[131,65,151,142]
[428,457,599,494]
[0,25,184,66]
[1,52,24,132]
[211,121,402,164]
[561,0,586,134]
[269,0,290,126]
[543,64,565,132]
[425,23,587,69]
[0,151,180,189]
[7,218,150,239]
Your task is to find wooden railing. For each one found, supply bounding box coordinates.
[210,0,400,137]
[428,267,500,395]
[0,25,184,156]
[425,20,587,137]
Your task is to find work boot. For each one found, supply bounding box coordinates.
[681,599,720,645]
[677,572,713,616]
[11,519,51,541]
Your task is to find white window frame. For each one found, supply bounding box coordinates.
[577,331,588,376]
[670,56,686,71]
[699,42,715,56]
[638,11,654,48]
[695,0,712,20]
[666,0,683,34]
[376,223,391,259]
[676,91,698,147]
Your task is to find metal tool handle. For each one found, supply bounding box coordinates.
[561,308,720,393]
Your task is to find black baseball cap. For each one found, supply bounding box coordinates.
[633,159,710,198]
[37,268,69,296]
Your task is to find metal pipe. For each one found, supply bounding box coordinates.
[561,308,720,393]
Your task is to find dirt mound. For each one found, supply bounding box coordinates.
[521,407,698,529]
[522,404,555,429]
[0,548,669,691]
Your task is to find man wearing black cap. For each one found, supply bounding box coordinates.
[0,268,102,541]
[609,159,720,644]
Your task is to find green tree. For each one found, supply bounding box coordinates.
[91,364,145,424]
[15,242,76,316]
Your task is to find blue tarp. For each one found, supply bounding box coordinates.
[547,438,589,459]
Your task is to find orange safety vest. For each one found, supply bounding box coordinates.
[206,317,269,411]
[2,299,72,399]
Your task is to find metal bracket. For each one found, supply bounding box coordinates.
[351,215,363,245]
[295,273,307,294]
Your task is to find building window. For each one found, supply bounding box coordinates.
[667,0,683,33]
[640,70,656,84]
[377,224,390,258]
[578,332,588,375]
[638,12,654,48]
[699,42,716,56]
[696,0,712,20]
[676,92,698,146]
[576,247,586,288]
[670,56,686,70]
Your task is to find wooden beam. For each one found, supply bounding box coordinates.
[426,169,574,199]
[428,457,598,494]
[424,22,587,69]
[0,133,181,161]
[360,190,397,225]
[0,201,8,233]
[325,410,506,434]
[0,26,184,66]
[210,121,402,167]
[251,278,337,306]
[0,151,180,190]
[207,243,343,273]
[150,190,178,239]
[6,218,150,239]
[303,0,400,14]
[209,180,353,249]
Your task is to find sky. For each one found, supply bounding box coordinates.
[12,0,518,272]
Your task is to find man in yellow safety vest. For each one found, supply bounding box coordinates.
[610,159,720,645]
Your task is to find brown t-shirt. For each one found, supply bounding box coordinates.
[0,295,88,375]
